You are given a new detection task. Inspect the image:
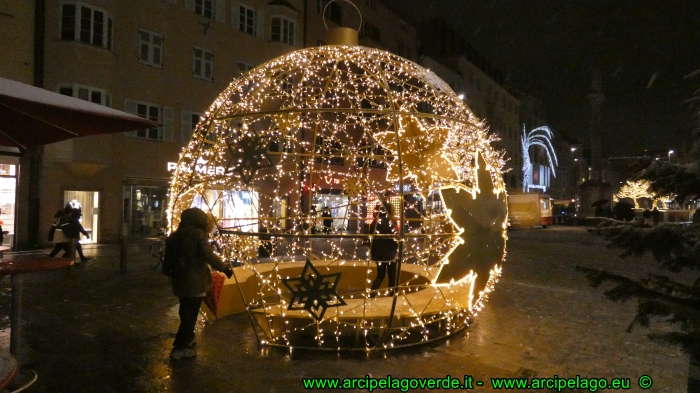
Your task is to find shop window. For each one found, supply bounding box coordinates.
[315,136,344,166]
[312,193,349,232]
[60,3,113,49]
[0,164,17,247]
[64,191,99,243]
[271,16,295,45]
[139,29,163,67]
[193,47,214,80]
[123,186,166,236]
[191,190,259,233]
[58,84,111,107]
[273,197,288,231]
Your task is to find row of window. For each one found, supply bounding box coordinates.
[139,29,215,79]
[61,2,297,54]
[60,1,412,73]
[138,30,253,80]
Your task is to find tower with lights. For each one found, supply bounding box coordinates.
[578,70,613,217]
[588,71,604,181]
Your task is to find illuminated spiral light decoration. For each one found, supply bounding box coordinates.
[167,39,508,350]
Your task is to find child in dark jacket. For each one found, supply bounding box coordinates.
[167,207,233,360]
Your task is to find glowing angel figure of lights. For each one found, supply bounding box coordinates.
[521,125,558,192]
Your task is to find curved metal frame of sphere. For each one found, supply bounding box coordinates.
[167,45,507,350]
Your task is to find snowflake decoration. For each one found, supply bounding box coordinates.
[282,259,347,321]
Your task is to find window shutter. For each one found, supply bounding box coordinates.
[181,110,193,143]
[230,1,240,28]
[124,99,138,137]
[185,0,195,11]
[163,106,175,141]
[256,10,265,39]
[215,0,226,22]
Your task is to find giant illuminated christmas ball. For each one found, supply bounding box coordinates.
[167,42,507,350]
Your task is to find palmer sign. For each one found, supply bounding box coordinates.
[167,158,226,176]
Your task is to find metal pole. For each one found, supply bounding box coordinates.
[69,238,77,260]
[120,224,129,274]
[10,274,22,358]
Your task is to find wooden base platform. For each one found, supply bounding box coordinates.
[202,259,474,323]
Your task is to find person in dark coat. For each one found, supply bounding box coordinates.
[369,200,399,297]
[321,208,333,233]
[64,208,90,263]
[168,207,233,360]
[652,207,661,227]
[48,206,90,263]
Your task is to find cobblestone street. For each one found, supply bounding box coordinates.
[0,226,688,392]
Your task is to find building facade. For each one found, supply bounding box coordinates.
[2,0,536,249]
[0,1,35,248]
[34,0,309,246]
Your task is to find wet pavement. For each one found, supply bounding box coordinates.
[0,227,688,392]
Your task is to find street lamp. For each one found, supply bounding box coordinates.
[572,160,578,204]
[668,150,674,161]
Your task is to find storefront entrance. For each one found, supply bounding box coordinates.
[64,190,99,243]
[312,191,349,231]
[123,186,166,237]
[0,164,17,247]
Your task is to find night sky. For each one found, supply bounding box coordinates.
[383,0,700,157]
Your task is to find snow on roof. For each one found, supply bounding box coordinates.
[0,77,156,124]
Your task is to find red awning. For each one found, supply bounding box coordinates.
[0,77,160,150]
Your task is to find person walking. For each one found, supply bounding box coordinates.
[166,207,233,360]
[48,206,83,261]
[64,207,91,263]
[369,200,399,297]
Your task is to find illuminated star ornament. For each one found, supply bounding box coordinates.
[282,259,347,321]
[166,21,508,351]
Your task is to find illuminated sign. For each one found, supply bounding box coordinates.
[322,175,342,185]
[167,158,226,176]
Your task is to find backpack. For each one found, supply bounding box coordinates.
[162,233,188,277]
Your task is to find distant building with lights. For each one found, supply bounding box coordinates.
[416,19,522,192]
